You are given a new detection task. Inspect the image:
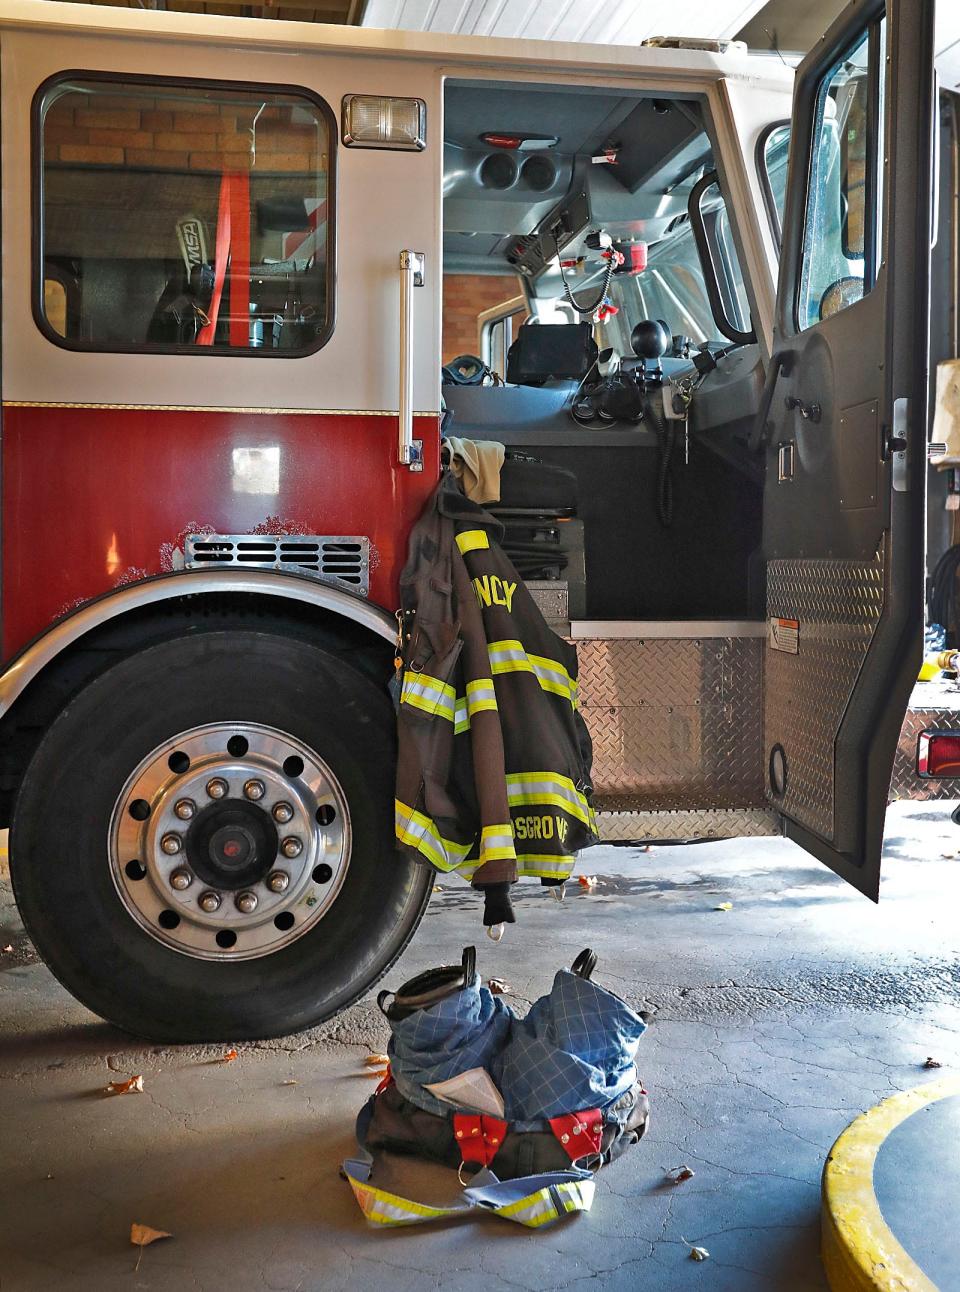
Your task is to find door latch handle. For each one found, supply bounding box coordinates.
[784,396,822,423]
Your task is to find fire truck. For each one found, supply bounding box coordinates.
[0,0,944,1041]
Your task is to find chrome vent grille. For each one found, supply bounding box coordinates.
[185,534,369,596]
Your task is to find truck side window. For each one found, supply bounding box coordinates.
[759,123,790,244]
[798,20,884,330]
[35,76,334,355]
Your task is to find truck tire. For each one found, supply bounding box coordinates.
[10,629,431,1042]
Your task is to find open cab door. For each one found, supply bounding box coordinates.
[761,0,936,897]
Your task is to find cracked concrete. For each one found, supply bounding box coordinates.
[3,800,960,1290]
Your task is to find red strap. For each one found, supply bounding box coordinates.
[452,1113,508,1168]
[197,173,232,345]
[227,169,250,348]
[374,1065,394,1096]
[548,1109,603,1162]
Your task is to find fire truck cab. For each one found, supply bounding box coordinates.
[0,0,937,1040]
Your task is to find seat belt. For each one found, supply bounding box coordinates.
[197,170,250,347]
[341,1096,596,1230]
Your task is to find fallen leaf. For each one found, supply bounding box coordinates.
[682,1237,709,1261]
[364,1054,389,1067]
[924,1056,943,1069]
[666,1165,695,1184]
[364,1067,389,1079]
[105,1075,144,1096]
[433,884,444,892]
[281,1079,299,1086]
[713,902,733,912]
[1,944,12,954]
[577,875,598,890]
[130,1223,172,1271]
[219,1048,239,1064]
[941,854,955,860]
[488,978,512,995]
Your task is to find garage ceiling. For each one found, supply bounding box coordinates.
[361,0,768,43]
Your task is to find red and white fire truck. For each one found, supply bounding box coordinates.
[0,0,946,1040]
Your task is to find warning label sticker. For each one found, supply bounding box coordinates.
[769,617,800,654]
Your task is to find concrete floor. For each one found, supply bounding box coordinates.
[3,801,960,1292]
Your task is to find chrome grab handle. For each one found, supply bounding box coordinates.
[398,250,425,471]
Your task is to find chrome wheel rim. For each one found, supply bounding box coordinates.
[109,722,351,961]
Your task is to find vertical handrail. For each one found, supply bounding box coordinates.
[398,250,425,468]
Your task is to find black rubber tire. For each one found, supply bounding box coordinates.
[10,630,432,1042]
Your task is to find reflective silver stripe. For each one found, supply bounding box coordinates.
[466,677,498,714]
[400,672,457,722]
[480,824,516,863]
[505,773,592,827]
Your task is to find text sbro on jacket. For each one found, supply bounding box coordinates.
[394,472,598,918]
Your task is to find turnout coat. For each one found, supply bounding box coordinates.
[394,471,598,891]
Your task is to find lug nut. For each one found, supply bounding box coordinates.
[198,890,222,913]
[266,870,290,894]
[280,837,303,859]
[170,868,193,891]
[160,833,182,855]
[206,778,229,800]
[174,798,196,821]
[236,891,258,914]
[272,801,294,824]
[243,779,265,802]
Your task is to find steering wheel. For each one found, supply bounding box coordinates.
[442,354,490,386]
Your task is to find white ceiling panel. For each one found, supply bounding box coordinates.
[362,0,770,44]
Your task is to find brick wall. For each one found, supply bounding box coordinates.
[443,273,525,363]
[44,90,325,174]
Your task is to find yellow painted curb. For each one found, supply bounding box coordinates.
[822,1073,960,1292]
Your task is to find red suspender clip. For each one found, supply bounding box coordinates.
[452,1113,509,1168]
[548,1109,603,1162]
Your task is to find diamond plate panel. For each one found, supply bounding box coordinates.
[596,807,779,842]
[764,550,885,840]
[575,638,766,813]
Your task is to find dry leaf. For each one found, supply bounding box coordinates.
[364,1054,389,1067]
[682,1237,709,1261]
[281,1079,299,1086]
[1,944,12,954]
[713,902,733,912]
[105,1074,144,1096]
[220,1048,239,1063]
[924,1056,943,1069]
[488,978,512,995]
[577,875,598,890]
[667,1165,695,1184]
[131,1223,172,1272]
[364,1067,389,1080]
[433,884,444,892]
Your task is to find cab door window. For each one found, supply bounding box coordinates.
[35,76,334,355]
[798,19,885,329]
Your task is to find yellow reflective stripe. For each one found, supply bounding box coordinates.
[400,671,457,722]
[395,801,473,872]
[466,677,498,714]
[516,853,577,879]
[506,773,592,829]
[480,823,516,863]
[454,697,470,734]
[350,1178,453,1225]
[488,642,576,707]
[456,528,490,555]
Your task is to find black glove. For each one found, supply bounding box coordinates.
[540,876,565,888]
[475,881,516,927]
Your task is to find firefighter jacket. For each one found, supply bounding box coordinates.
[394,471,598,892]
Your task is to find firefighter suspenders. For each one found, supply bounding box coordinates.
[341,1095,600,1230]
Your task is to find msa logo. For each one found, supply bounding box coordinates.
[514,814,567,843]
[176,217,208,272]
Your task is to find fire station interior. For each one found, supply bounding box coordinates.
[441,81,767,624]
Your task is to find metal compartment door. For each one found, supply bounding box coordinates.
[761,0,935,897]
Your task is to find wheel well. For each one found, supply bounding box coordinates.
[0,591,395,829]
